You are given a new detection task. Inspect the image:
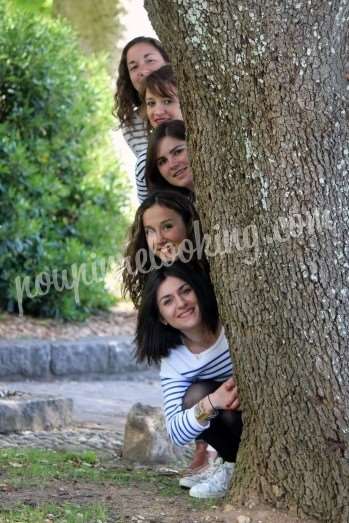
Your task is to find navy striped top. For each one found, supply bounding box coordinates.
[134,148,148,202]
[159,328,233,446]
[121,113,149,202]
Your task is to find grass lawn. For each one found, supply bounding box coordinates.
[0,448,218,523]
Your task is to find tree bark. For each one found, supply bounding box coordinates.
[145,1,349,521]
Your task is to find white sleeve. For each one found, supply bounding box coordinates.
[160,373,210,447]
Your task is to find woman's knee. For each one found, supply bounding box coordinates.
[182,381,220,410]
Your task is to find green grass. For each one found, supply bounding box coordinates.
[0,502,107,523]
[0,448,217,522]
[0,448,181,495]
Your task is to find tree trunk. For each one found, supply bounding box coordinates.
[145,1,349,521]
[52,0,124,74]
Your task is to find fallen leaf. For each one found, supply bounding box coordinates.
[0,483,15,492]
[9,462,23,468]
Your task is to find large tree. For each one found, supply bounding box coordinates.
[145,1,349,521]
[53,0,124,73]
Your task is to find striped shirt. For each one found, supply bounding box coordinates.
[121,112,148,156]
[121,112,149,202]
[134,148,148,202]
[160,328,233,447]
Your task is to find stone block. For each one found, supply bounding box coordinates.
[123,402,185,465]
[0,394,73,433]
[0,336,153,379]
[50,340,109,376]
[0,341,50,378]
[108,336,147,373]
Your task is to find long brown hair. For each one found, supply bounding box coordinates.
[113,37,170,127]
[122,191,206,308]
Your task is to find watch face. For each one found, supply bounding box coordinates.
[194,402,208,422]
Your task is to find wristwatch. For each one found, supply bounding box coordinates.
[194,399,218,422]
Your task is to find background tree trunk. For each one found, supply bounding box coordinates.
[145,1,349,521]
[52,0,124,74]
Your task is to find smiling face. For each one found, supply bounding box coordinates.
[145,87,183,128]
[127,43,167,93]
[143,204,188,262]
[156,136,194,190]
[157,276,202,333]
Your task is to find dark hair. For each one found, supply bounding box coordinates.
[122,191,205,308]
[140,64,177,102]
[113,37,170,126]
[145,120,192,197]
[135,261,219,365]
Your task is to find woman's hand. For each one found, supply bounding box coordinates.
[210,377,240,411]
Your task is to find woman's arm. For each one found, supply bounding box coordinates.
[134,149,149,202]
[198,377,240,416]
[121,112,148,157]
[161,376,240,446]
[161,375,211,446]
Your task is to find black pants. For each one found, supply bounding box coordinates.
[182,380,242,462]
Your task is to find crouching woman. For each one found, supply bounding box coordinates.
[135,262,242,498]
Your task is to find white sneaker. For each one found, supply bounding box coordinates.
[189,461,235,498]
[179,457,223,489]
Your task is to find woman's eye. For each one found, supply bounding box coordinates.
[163,223,173,230]
[157,158,166,167]
[174,148,184,156]
[163,299,172,306]
[146,101,155,107]
[183,287,192,294]
[163,99,173,105]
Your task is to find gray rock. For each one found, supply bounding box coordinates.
[0,395,73,433]
[0,340,50,378]
[123,403,186,465]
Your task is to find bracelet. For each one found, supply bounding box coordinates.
[207,394,219,417]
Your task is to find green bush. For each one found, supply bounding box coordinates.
[0,1,130,320]
[8,0,53,18]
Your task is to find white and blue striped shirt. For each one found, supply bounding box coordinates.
[134,148,148,202]
[160,328,233,447]
[121,113,149,202]
[121,112,147,156]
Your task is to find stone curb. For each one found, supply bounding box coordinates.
[0,336,147,380]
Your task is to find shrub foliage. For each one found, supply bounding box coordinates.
[0,1,130,319]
